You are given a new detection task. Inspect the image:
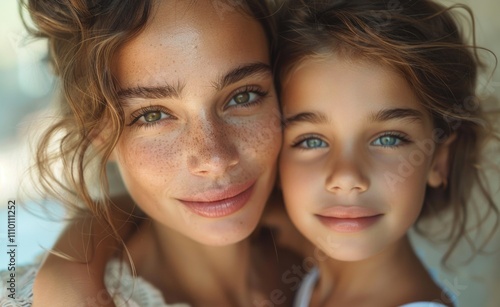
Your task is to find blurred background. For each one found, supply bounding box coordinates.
[0,0,66,269]
[0,0,499,306]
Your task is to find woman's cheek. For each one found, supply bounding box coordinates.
[116,133,183,186]
[238,114,282,162]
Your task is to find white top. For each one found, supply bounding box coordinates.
[294,267,449,307]
[0,258,190,307]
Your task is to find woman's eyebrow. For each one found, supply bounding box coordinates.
[117,62,270,105]
[117,82,185,104]
[369,108,425,123]
[213,62,272,90]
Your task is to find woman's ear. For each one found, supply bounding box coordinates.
[427,133,457,188]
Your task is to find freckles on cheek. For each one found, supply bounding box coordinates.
[237,117,281,165]
[119,135,184,184]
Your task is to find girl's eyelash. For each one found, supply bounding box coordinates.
[373,132,412,148]
[290,134,326,149]
[289,132,411,149]
[127,105,173,127]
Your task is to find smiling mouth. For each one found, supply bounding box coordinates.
[178,181,255,218]
[316,214,383,233]
[315,206,383,233]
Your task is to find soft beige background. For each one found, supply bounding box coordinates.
[411,1,500,306]
[0,0,499,305]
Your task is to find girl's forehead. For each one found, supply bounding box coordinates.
[281,55,431,121]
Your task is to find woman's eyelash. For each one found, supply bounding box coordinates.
[127,105,172,127]
[226,85,269,109]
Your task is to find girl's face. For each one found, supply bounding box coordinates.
[111,0,281,246]
[280,55,446,261]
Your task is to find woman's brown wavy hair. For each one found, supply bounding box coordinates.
[22,0,278,247]
[276,0,499,265]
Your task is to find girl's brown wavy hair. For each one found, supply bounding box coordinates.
[22,0,278,250]
[276,0,499,265]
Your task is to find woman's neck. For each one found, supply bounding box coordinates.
[126,220,266,306]
[311,235,446,307]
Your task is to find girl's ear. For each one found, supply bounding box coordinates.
[427,133,457,188]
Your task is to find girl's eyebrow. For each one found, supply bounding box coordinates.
[283,108,424,128]
[283,111,328,127]
[369,108,424,123]
[117,62,271,106]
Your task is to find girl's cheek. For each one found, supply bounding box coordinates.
[372,147,433,190]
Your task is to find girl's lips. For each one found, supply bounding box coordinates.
[316,215,383,233]
[178,181,255,218]
[318,205,381,219]
[316,206,383,233]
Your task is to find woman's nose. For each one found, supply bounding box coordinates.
[186,116,239,177]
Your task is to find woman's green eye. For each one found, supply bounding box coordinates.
[144,111,162,122]
[227,91,260,107]
[234,92,250,104]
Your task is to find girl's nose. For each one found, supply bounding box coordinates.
[325,150,369,194]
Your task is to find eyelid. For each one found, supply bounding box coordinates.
[127,105,174,127]
[370,132,412,147]
[224,85,269,110]
[291,134,328,148]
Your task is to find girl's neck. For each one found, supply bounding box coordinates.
[126,220,269,306]
[312,235,446,306]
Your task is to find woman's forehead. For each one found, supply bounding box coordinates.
[113,0,270,90]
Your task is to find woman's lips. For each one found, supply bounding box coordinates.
[316,206,383,233]
[178,181,255,218]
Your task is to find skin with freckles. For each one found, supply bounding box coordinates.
[31,1,300,306]
[111,0,281,247]
[279,55,452,305]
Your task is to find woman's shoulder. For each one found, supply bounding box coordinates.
[0,263,39,306]
[0,258,189,307]
[104,258,190,307]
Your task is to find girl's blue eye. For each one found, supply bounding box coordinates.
[296,138,327,149]
[371,134,408,147]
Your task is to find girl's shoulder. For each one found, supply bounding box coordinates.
[293,266,320,307]
[293,267,452,307]
[400,303,448,307]
[0,258,189,307]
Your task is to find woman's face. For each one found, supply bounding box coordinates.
[112,0,281,245]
